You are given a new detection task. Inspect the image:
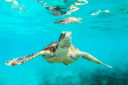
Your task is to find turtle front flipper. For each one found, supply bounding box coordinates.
[6,52,40,66]
[6,51,47,66]
[79,52,112,68]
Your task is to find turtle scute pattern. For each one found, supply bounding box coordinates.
[43,42,58,53]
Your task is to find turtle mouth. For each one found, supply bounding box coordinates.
[58,31,72,47]
[59,31,72,42]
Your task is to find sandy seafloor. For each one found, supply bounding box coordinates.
[0,0,128,85]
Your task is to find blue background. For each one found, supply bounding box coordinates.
[0,0,128,85]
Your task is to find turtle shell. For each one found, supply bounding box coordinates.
[43,42,58,53]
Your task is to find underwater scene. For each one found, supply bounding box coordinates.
[0,0,128,85]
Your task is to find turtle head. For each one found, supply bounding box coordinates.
[58,31,72,47]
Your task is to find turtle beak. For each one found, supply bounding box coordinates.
[63,31,72,40]
[59,31,72,47]
[59,31,72,42]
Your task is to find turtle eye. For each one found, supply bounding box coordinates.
[61,33,65,38]
[59,33,65,41]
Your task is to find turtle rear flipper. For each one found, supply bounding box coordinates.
[6,52,40,66]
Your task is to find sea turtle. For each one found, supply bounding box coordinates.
[6,31,112,68]
[54,17,82,24]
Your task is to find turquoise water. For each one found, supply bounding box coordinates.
[0,0,128,85]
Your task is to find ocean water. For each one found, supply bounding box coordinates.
[0,0,128,85]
